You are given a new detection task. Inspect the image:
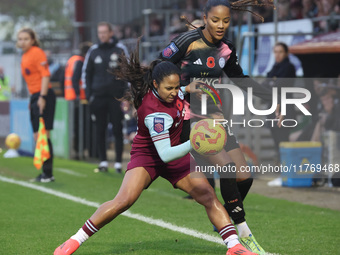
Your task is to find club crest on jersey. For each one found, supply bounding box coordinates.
[154,117,165,133]
[162,42,179,59]
[219,58,226,68]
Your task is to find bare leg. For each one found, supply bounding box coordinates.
[175,172,231,230]
[90,167,152,228]
[54,168,152,255]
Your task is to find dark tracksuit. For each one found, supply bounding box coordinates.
[265,57,296,153]
[83,37,128,163]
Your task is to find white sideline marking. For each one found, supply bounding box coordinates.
[0,175,223,246]
[54,168,87,177]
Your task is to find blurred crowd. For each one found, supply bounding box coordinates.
[274,0,340,32]
[257,0,340,22]
[113,0,340,41]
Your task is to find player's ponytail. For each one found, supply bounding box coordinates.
[114,38,149,109]
[115,39,180,109]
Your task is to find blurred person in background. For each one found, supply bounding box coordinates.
[291,79,340,142]
[45,49,65,96]
[302,0,317,18]
[16,28,56,182]
[150,18,164,36]
[263,42,296,159]
[64,41,93,159]
[277,1,291,21]
[290,1,303,20]
[112,25,124,40]
[0,66,11,101]
[315,0,340,31]
[83,21,129,173]
[317,84,340,132]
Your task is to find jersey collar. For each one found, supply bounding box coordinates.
[198,27,221,47]
[152,88,166,103]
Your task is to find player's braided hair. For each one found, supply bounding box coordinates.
[182,0,274,29]
[228,0,275,22]
[114,39,181,109]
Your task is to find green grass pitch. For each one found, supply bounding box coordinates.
[0,152,338,254]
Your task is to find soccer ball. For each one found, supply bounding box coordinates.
[189,119,227,156]
[5,133,21,150]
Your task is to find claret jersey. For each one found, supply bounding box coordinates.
[130,89,185,157]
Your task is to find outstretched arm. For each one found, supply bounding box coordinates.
[145,112,191,163]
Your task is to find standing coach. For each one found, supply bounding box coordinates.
[83,22,128,173]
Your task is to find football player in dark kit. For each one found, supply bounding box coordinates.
[54,46,258,255]
[160,0,280,254]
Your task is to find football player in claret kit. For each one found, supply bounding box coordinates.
[160,0,281,253]
[54,46,258,255]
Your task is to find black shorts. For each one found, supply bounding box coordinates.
[30,89,56,132]
[180,119,240,152]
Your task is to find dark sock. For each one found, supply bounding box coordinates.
[237,178,253,201]
[43,139,54,177]
[220,163,246,224]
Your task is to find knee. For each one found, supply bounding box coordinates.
[191,184,216,207]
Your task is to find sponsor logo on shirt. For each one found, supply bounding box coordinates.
[193,58,203,65]
[162,42,179,59]
[25,68,31,75]
[94,56,103,64]
[154,117,164,133]
[109,53,119,68]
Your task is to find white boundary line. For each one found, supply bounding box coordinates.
[54,168,87,177]
[0,175,224,246]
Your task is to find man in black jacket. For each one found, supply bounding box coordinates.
[83,21,128,173]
